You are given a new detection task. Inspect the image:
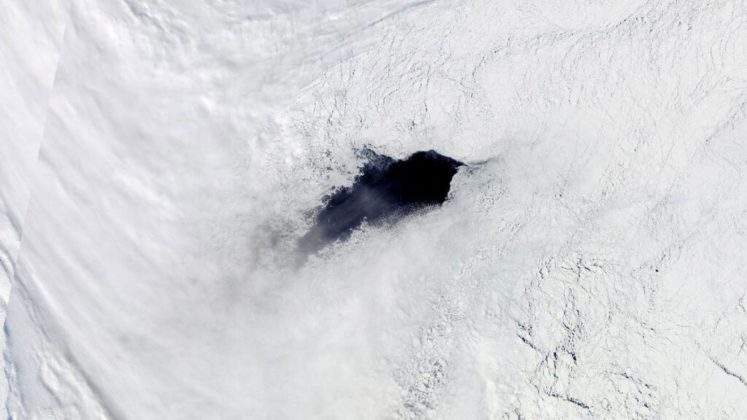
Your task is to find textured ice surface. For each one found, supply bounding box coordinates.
[3,0,747,418]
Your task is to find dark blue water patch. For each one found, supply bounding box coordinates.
[299,149,463,253]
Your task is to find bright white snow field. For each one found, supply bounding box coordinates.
[3,0,747,418]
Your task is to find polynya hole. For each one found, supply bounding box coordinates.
[300,149,463,253]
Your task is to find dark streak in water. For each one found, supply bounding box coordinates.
[300,149,463,253]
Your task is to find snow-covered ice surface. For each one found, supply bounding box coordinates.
[3,0,747,418]
[1,0,71,410]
